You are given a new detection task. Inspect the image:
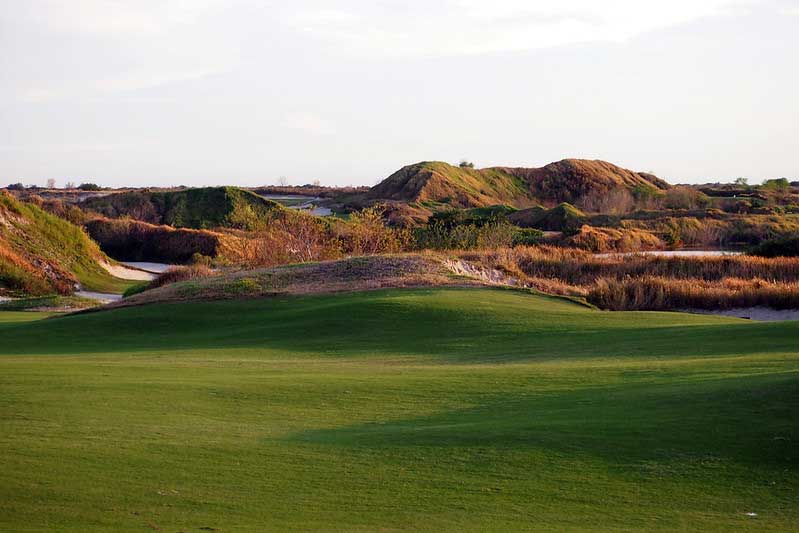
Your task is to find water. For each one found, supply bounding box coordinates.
[596,250,743,258]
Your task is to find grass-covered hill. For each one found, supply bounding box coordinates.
[1,287,796,530]
[80,186,289,230]
[365,159,670,210]
[0,192,131,296]
[501,158,670,205]
[366,161,533,208]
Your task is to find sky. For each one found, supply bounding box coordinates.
[1,0,797,187]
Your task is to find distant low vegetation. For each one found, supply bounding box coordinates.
[81,186,288,230]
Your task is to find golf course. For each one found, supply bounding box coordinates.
[1,287,796,531]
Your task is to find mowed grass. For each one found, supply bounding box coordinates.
[0,287,797,531]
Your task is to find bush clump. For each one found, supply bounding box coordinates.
[750,235,799,257]
[146,265,215,291]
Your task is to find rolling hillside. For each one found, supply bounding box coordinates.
[365,159,670,209]
[0,287,796,530]
[80,186,290,230]
[0,192,132,296]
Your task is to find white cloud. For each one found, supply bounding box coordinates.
[8,0,766,105]
[285,0,763,56]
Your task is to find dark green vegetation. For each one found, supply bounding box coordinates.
[751,235,799,257]
[1,288,796,530]
[0,192,133,296]
[81,186,288,230]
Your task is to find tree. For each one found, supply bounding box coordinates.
[77,183,101,191]
[458,160,475,169]
[65,181,76,189]
[46,178,56,189]
[277,176,289,187]
[761,178,791,204]
[7,183,25,191]
[734,177,749,187]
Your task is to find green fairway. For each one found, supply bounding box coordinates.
[0,288,797,531]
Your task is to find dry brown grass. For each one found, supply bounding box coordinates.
[459,245,799,310]
[146,265,215,290]
[463,245,799,284]
[564,225,663,252]
[589,276,799,311]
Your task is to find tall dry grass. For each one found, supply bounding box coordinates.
[463,245,799,284]
[588,276,799,311]
[460,245,799,310]
[146,265,215,290]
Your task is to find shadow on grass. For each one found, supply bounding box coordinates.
[287,372,799,475]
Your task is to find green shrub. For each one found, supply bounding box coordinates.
[750,235,799,257]
[122,282,148,298]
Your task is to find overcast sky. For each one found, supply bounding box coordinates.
[1,0,797,187]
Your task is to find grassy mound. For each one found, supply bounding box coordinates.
[81,186,289,230]
[365,159,669,210]
[0,192,133,296]
[367,161,531,208]
[0,288,796,530]
[509,202,586,232]
[108,254,472,308]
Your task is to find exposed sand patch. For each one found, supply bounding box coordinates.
[120,261,175,274]
[99,261,155,281]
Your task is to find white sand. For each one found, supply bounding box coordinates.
[99,261,155,281]
[120,261,175,274]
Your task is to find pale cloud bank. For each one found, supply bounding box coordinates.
[1,0,796,186]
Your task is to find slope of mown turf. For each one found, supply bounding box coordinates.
[0,288,797,531]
